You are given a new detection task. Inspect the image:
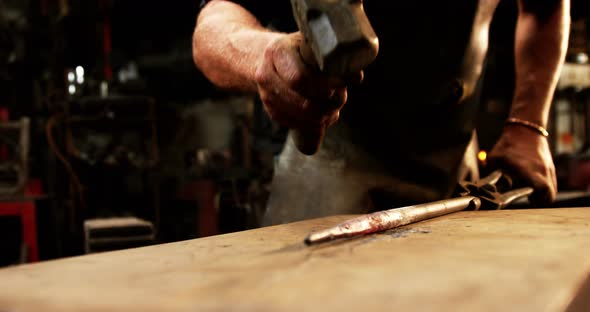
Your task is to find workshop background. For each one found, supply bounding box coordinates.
[0,0,589,266]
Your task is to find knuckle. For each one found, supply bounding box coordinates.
[254,68,264,84]
[254,65,271,86]
[256,44,280,85]
[286,70,304,89]
[330,88,348,108]
[330,111,341,124]
[263,41,277,59]
[339,88,348,105]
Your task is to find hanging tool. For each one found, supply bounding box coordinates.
[304,170,533,245]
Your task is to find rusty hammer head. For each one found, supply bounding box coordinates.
[290,0,379,76]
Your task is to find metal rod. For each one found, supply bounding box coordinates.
[305,196,481,245]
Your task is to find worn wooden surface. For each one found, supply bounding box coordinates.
[1,208,590,311]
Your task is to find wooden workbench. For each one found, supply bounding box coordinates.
[0,208,589,311]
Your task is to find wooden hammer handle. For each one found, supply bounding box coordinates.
[292,42,327,155]
[292,126,326,155]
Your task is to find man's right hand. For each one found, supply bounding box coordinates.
[254,32,360,131]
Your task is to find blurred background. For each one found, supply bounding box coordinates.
[0,0,588,266]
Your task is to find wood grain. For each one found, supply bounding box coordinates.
[0,208,589,311]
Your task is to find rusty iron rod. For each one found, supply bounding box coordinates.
[304,196,482,245]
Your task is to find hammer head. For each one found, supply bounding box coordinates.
[291,0,379,76]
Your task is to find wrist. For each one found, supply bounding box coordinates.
[504,117,549,138]
[255,31,290,56]
[508,98,551,129]
[227,29,285,91]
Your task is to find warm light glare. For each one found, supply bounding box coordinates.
[477,150,487,162]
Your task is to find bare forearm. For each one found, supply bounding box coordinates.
[511,0,570,127]
[192,0,283,92]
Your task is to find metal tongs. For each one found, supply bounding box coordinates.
[304,170,533,245]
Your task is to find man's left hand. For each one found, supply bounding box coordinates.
[487,124,557,205]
